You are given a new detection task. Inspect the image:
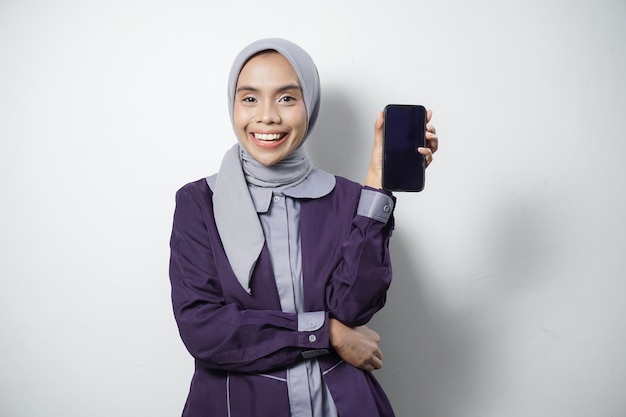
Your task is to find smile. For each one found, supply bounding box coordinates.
[253,133,286,141]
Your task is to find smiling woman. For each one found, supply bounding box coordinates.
[233,51,308,166]
[168,37,438,417]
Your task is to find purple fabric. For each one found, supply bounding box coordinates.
[169,176,396,417]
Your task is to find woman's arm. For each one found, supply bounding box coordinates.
[324,110,438,325]
[327,110,439,368]
[323,194,395,326]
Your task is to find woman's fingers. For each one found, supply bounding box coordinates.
[417,147,434,168]
[419,109,438,168]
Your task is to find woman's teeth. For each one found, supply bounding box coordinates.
[254,133,284,141]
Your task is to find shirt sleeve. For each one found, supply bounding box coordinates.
[323,186,396,327]
[169,183,330,373]
[356,188,395,223]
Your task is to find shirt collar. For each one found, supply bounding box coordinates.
[207,169,336,214]
[249,169,336,213]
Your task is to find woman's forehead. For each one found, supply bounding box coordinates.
[236,51,301,88]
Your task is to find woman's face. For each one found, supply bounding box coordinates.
[233,51,308,166]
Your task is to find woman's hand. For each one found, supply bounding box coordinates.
[329,318,383,372]
[419,109,439,167]
[364,109,438,189]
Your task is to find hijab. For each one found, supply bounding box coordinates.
[212,38,324,293]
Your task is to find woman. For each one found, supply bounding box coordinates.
[169,38,438,417]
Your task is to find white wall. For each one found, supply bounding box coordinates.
[1,1,625,416]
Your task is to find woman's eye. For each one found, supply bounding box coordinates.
[279,96,295,103]
[242,96,256,103]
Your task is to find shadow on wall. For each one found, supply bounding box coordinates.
[370,230,474,417]
[369,188,569,415]
[485,191,564,286]
[305,87,370,182]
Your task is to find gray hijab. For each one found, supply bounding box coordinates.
[212,38,322,293]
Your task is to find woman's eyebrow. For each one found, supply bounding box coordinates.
[236,84,302,94]
[276,84,302,93]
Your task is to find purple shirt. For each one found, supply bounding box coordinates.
[169,175,396,417]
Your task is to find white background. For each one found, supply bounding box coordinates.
[1,0,625,416]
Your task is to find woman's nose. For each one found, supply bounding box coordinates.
[259,102,281,124]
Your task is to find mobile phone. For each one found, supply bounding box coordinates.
[382,104,427,192]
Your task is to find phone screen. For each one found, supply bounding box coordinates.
[382,104,426,192]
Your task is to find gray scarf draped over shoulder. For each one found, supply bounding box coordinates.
[212,38,326,293]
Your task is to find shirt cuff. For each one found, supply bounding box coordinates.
[357,189,395,223]
[298,312,329,359]
[297,311,325,331]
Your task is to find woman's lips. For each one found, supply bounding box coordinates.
[254,133,285,141]
[251,132,287,147]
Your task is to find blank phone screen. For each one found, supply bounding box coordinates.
[382,104,426,192]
